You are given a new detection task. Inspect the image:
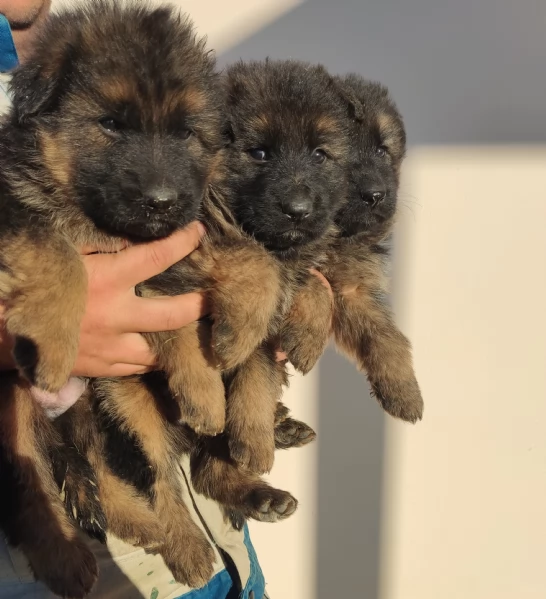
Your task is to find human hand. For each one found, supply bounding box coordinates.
[0,221,207,412]
[73,221,207,377]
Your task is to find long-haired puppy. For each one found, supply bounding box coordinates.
[322,74,423,421]
[212,59,350,474]
[0,1,227,595]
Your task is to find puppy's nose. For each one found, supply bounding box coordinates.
[143,188,177,210]
[282,196,313,220]
[361,187,386,207]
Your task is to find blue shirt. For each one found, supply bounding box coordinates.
[0,14,18,72]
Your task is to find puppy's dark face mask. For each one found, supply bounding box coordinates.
[222,61,350,253]
[9,5,223,241]
[335,76,406,239]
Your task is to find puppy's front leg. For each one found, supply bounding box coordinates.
[333,284,423,423]
[225,344,284,474]
[148,322,226,435]
[0,231,86,391]
[207,243,282,370]
[280,273,333,374]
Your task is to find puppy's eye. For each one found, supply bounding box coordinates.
[311,148,327,164]
[179,128,194,140]
[248,148,269,162]
[375,146,388,158]
[98,117,122,134]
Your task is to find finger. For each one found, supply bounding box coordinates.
[309,268,333,298]
[100,222,206,287]
[105,363,154,377]
[71,334,156,377]
[276,350,288,362]
[120,292,208,333]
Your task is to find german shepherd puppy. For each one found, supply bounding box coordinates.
[213,59,349,474]
[322,74,424,423]
[0,1,231,595]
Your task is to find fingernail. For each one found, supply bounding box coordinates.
[196,222,206,237]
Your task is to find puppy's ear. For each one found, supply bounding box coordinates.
[334,77,365,122]
[9,29,77,124]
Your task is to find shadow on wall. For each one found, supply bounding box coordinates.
[317,346,385,599]
[219,0,546,146]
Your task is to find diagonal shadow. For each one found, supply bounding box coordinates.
[219,0,546,146]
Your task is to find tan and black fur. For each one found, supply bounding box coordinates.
[0,1,231,594]
[321,75,423,422]
[77,59,351,539]
[0,6,338,593]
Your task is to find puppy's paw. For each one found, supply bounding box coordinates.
[12,331,76,393]
[164,533,216,589]
[170,371,226,436]
[282,275,332,374]
[223,507,247,531]
[59,452,108,544]
[229,433,275,475]
[29,539,98,599]
[274,417,316,450]
[281,324,329,375]
[212,318,263,371]
[371,375,424,423]
[244,487,298,523]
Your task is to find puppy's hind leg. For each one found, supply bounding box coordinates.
[191,437,297,530]
[0,375,97,598]
[272,401,317,449]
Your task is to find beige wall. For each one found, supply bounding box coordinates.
[379,147,546,599]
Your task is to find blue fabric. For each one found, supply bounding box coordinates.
[174,526,265,599]
[242,525,266,599]
[0,14,18,72]
[174,569,233,599]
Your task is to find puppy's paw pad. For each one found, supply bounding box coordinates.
[229,437,275,475]
[274,418,317,449]
[372,378,424,423]
[249,488,298,522]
